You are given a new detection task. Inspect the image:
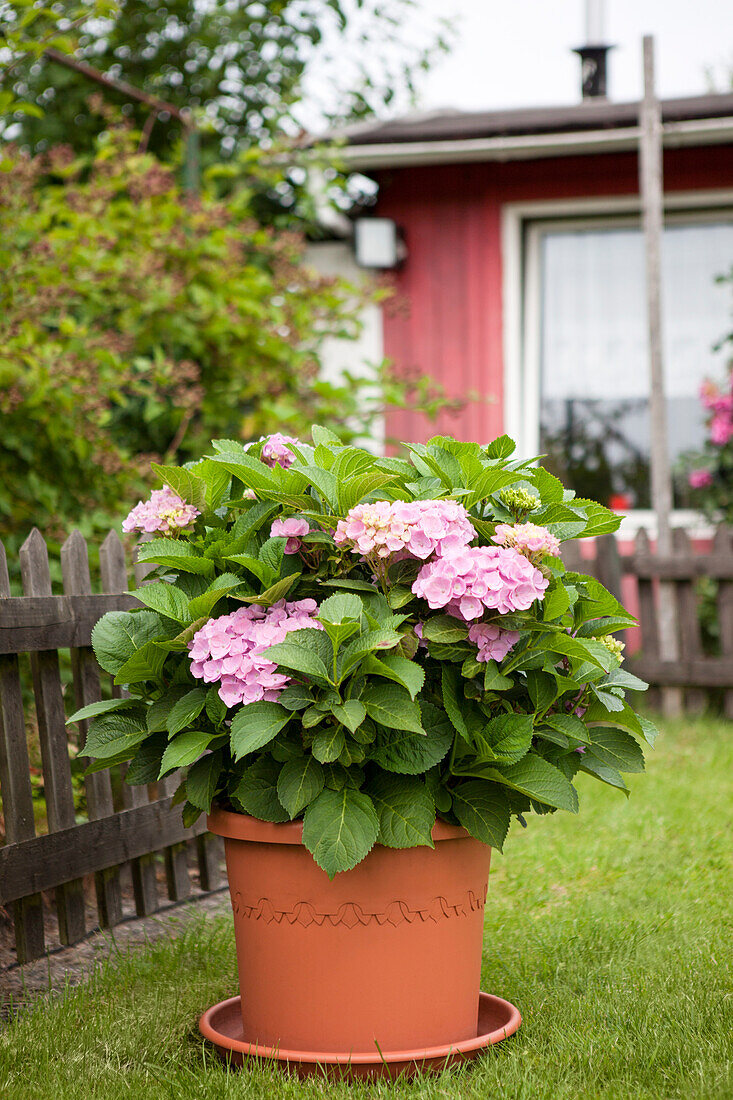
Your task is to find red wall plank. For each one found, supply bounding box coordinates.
[375,145,733,446]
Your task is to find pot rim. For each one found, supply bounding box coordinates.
[207,805,470,845]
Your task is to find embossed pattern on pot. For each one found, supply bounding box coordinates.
[231,888,488,927]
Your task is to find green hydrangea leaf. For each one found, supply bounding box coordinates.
[276,757,325,818]
[186,751,223,811]
[366,773,435,849]
[370,701,452,774]
[302,788,379,877]
[91,610,165,676]
[451,780,510,850]
[362,683,425,734]
[230,702,291,760]
[230,758,289,822]
[165,688,207,737]
[159,730,214,778]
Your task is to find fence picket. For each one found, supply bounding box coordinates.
[20,529,87,946]
[671,528,706,713]
[713,527,733,719]
[561,540,583,572]
[633,529,661,710]
[159,774,191,901]
[99,531,160,917]
[61,530,123,928]
[0,541,46,962]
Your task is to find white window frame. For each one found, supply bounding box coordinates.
[501,190,733,536]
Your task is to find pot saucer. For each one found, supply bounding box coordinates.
[199,992,521,1079]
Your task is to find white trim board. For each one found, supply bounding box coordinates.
[338,117,733,171]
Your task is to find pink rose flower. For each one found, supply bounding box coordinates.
[710,413,733,446]
[688,468,713,489]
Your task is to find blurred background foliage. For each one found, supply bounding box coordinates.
[0,2,454,574]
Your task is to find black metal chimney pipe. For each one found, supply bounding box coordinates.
[573,44,613,99]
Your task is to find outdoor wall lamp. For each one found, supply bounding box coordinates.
[353,218,406,269]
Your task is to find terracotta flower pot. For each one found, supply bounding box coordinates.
[206,806,493,1054]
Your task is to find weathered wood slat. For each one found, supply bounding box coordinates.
[633,529,661,707]
[0,593,139,654]
[100,531,161,917]
[159,773,191,901]
[628,656,733,688]
[0,798,209,904]
[713,528,733,719]
[196,833,224,892]
[62,530,123,929]
[0,541,46,962]
[165,842,191,901]
[561,540,583,572]
[621,554,733,579]
[122,773,159,916]
[20,529,87,946]
[671,528,706,713]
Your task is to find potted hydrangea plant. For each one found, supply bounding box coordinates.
[73,429,654,1076]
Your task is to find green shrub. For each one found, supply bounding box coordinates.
[0,128,386,560]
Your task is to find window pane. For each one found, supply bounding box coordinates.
[538,220,733,508]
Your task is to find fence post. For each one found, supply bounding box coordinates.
[634,529,661,710]
[99,530,160,917]
[713,526,733,720]
[62,530,124,927]
[671,528,705,714]
[20,529,87,945]
[0,541,46,962]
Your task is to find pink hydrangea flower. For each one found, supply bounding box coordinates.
[188,598,321,708]
[334,499,475,561]
[467,622,519,663]
[260,434,298,468]
[122,486,200,536]
[688,468,713,489]
[412,545,549,620]
[270,516,310,553]
[492,522,560,559]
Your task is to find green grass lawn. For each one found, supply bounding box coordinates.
[1,715,731,1099]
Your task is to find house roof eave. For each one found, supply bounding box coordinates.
[334,115,733,172]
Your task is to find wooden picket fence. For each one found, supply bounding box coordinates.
[1,522,731,967]
[0,529,223,966]
[564,527,733,717]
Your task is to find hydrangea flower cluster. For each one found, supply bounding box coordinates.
[492,522,560,559]
[498,486,540,515]
[412,545,548,621]
[599,634,625,661]
[271,516,309,553]
[334,499,476,561]
[188,598,321,708]
[467,622,520,663]
[261,433,298,468]
[122,486,200,536]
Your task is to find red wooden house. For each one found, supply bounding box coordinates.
[324,92,733,530]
